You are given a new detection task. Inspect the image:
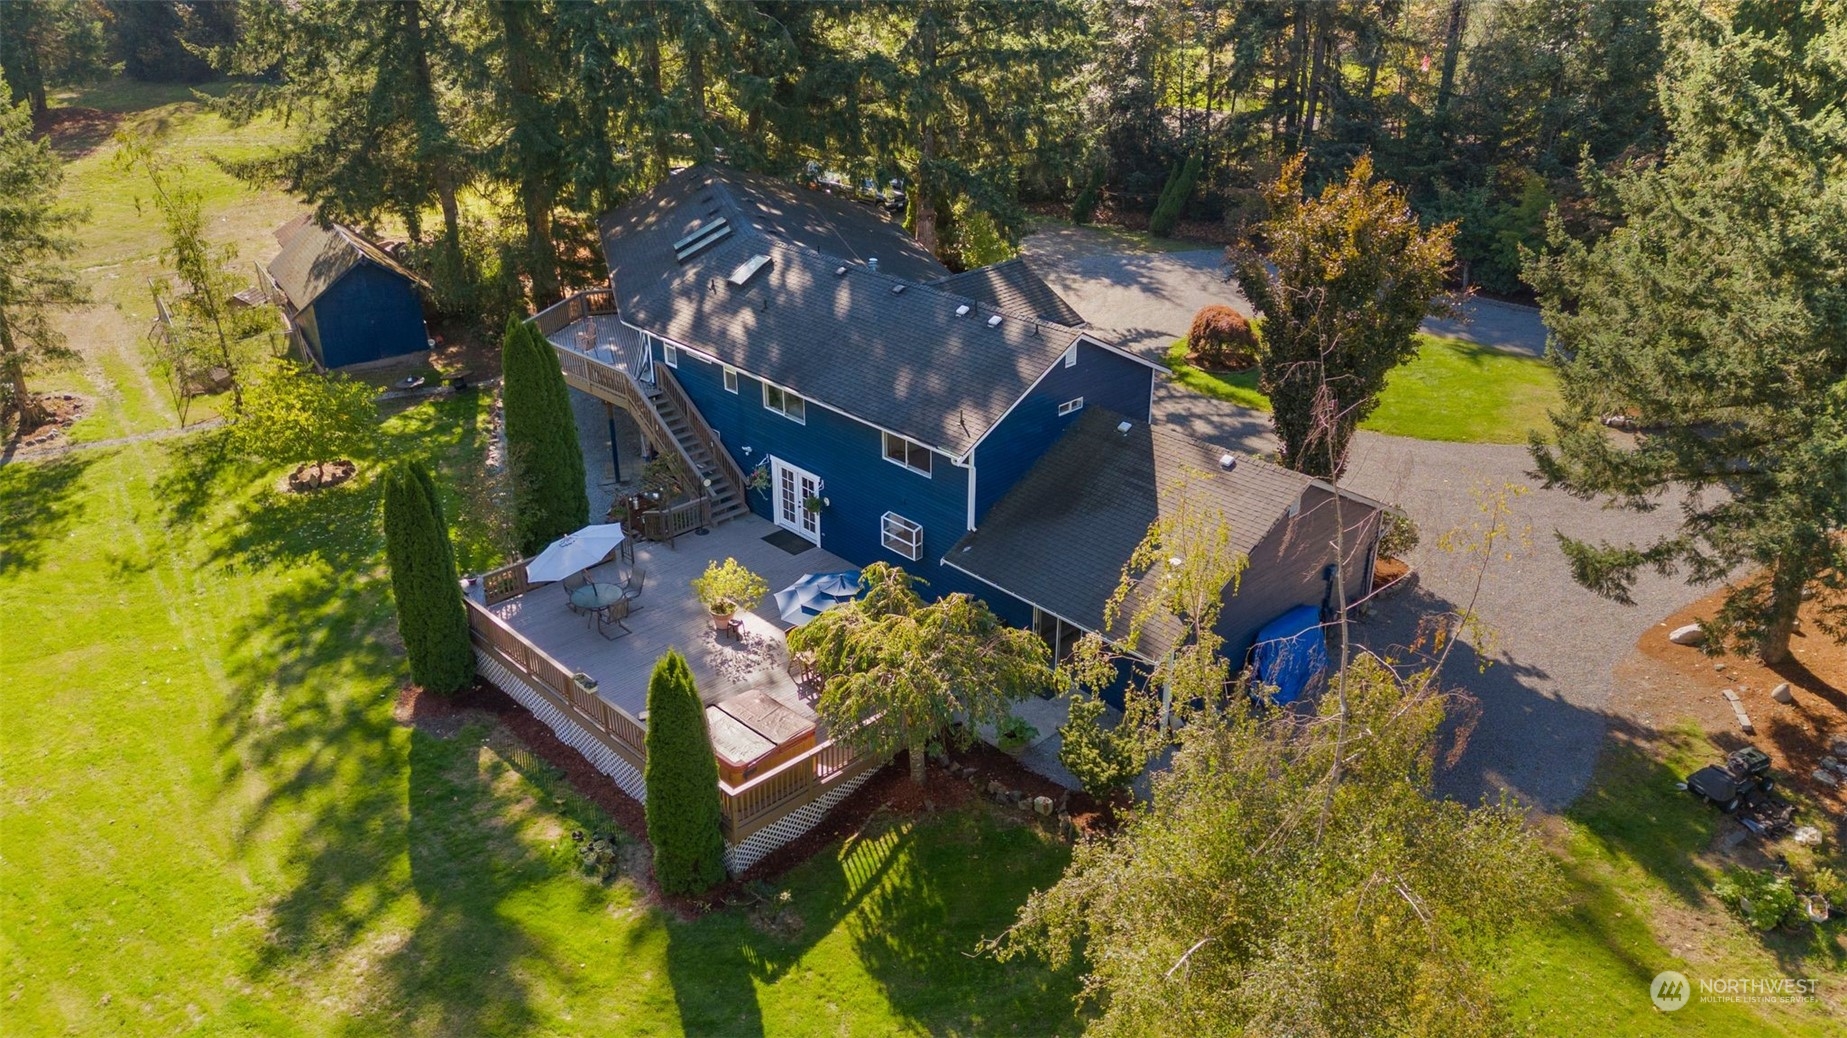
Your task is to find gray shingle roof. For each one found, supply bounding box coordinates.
[929,258,1087,326]
[598,166,1096,457]
[945,409,1319,659]
[267,221,423,310]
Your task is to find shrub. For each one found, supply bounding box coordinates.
[1148,153,1202,238]
[1378,509,1421,560]
[1186,305,1259,370]
[690,557,769,617]
[996,714,1039,752]
[1714,867,1800,930]
[381,460,475,694]
[643,650,728,895]
[1058,688,1153,798]
[1071,165,1104,225]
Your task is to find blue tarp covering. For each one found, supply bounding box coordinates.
[1250,605,1330,706]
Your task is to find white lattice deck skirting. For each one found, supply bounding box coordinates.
[476,651,649,803]
[724,767,881,873]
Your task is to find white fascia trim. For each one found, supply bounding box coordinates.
[619,315,963,459]
[937,552,1157,665]
[1307,477,1391,513]
[1075,333,1168,373]
[958,349,1065,461]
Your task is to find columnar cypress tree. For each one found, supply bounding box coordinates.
[643,650,727,895]
[500,314,589,555]
[382,460,475,694]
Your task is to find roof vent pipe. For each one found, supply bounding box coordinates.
[1219,453,1237,471]
[867,257,879,272]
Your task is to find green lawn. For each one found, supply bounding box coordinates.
[1164,333,1565,444]
[1498,730,1844,1035]
[0,403,1079,1036]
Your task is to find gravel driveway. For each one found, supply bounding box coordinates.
[1022,225,1687,808]
[1020,224,1551,359]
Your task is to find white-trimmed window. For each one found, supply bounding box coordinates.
[881,431,933,476]
[881,512,923,560]
[662,343,679,368]
[1057,396,1084,416]
[763,383,806,423]
[1062,346,1077,368]
[723,366,739,393]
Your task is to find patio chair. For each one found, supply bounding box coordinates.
[620,567,647,614]
[595,597,632,640]
[562,570,591,614]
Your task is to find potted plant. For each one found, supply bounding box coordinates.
[690,557,770,629]
[996,714,1039,754]
[803,494,827,514]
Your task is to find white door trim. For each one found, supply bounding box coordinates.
[771,457,822,545]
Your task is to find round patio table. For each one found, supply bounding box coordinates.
[570,583,625,611]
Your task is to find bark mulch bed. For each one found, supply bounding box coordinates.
[1615,587,1847,823]
[395,679,1108,915]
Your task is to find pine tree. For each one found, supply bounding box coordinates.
[500,314,588,556]
[0,84,86,431]
[643,650,727,896]
[1232,153,1455,479]
[381,460,475,694]
[1527,0,1847,663]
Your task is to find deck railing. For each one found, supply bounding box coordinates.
[478,558,537,606]
[533,288,618,338]
[655,367,750,506]
[463,586,882,846]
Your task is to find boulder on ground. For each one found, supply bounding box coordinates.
[1812,769,1840,787]
[1771,682,1794,704]
[1668,623,1706,646]
[1032,795,1054,816]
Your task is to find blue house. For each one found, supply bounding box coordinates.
[265,219,430,370]
[551,165,1381,671]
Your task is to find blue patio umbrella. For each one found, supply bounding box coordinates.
[773,570,863,626]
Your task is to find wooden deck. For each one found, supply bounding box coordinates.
[483,514,852,723]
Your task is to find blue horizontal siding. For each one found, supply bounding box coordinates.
[308,262,426,368]
[662,341,1030,625]
[972,341,1154,523]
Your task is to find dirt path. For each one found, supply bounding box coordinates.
[1,417,222,467]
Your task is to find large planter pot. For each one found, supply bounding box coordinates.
[709,606,736,630]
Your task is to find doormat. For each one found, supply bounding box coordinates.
[762,529,814,555]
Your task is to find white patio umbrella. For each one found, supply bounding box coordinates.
[524,524,628,583]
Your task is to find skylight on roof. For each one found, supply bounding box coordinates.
[672,217,732,262]
[728,253,772,286]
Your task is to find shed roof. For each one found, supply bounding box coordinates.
[946,409,1338,659]
[598,166,1144,457]
[267,220,424,310]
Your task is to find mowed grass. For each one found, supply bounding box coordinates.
[33,81,303,442]
[1164,332,1564,443]
[1498,729,1844,1035]
[0,399,1079,1036]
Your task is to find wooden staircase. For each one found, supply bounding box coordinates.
[646,380,750,524]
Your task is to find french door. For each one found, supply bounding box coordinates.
[772,458,821,545]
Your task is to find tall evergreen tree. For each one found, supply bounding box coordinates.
[1527,0,1847,663]
[643,650,728,896]
[1232,153,1455,479]
[222,0,470,275]
[0,0,108,119]
[500,314,588,555]
[0,85,87,431]
[381,460,475,694]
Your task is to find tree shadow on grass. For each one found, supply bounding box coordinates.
[843,811,1083,1036]
[0,453,95,574]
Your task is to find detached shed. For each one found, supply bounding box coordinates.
[266,219,429,369]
